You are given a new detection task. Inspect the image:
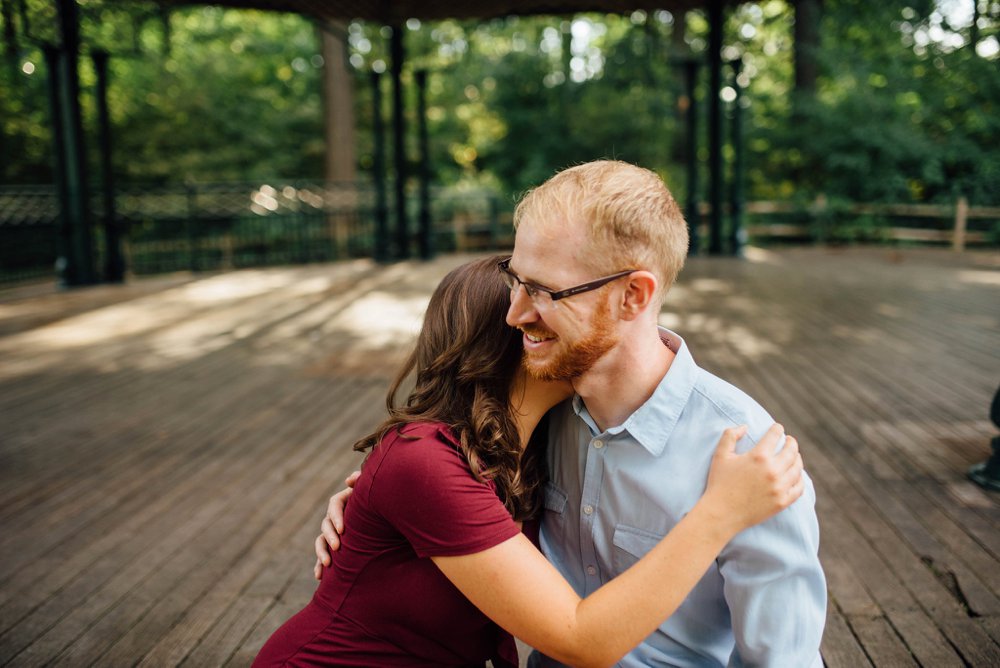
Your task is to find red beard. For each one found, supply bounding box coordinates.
[522,297,618,381]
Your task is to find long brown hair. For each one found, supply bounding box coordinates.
[353,256,546,521]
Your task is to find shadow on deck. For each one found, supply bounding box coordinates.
[0,247,998,666]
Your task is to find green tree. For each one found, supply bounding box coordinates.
[2,1,998,209]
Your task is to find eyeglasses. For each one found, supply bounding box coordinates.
[497,257,635,309]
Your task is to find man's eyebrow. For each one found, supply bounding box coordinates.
[509,264,555,291]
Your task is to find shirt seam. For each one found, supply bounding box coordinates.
[414,525,521,558]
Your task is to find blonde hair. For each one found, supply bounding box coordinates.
[513,160,688,306]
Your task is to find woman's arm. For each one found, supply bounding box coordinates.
[432,423,802,668]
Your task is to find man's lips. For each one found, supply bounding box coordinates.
[520,327,555,344]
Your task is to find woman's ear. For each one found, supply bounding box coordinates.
[619,271,657,321]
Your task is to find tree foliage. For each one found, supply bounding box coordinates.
[756,0,1000,204]
[1,1,998,205]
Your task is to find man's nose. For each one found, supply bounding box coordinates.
[505,284,538,327]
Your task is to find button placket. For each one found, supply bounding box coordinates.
[579,431,607,593]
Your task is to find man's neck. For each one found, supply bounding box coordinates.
[572,326,675,432]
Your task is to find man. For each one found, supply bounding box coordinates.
[318,160,826,666]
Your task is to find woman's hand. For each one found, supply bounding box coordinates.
[313,470,361,580]
[702,424,804,536]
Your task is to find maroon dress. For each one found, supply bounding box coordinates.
[253,422,522,667]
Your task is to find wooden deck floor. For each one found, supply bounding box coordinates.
[1,247,998,667]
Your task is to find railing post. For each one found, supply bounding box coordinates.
[93,50,125,282]
[707,0,724,256]
[953,195,968,252]
[186,184,197,271]
[389,24,408,260]
[682,59,700,256]
[371,71,389,262]
[811,193,828,243]
[415,69,433,260]
[54,0,96,285]
[728,58,745,257]
[488,195,499,251]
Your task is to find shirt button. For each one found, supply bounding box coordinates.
[583,505,594,515]
[586,565,597,576]
[593,439,604,449]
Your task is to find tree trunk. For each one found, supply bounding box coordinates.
[321,22,356,184]
[793,0,821,95]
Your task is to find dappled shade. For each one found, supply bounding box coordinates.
[1,248,998,665]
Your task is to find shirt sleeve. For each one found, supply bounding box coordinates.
[720,468,827,668]
[368,427,521,559]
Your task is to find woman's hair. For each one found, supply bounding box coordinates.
[353,255,546,521]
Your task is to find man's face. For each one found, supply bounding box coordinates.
[505,219,621,381]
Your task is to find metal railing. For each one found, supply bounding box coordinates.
[6,185,994,287]
[0,182,512,285]
[737,197,1000,248]
[0,185,62,284]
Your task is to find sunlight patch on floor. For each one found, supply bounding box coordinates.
[327,291,430,349]
[958,269,1000,287]
[0,267,356,375]
[742,246,786,264]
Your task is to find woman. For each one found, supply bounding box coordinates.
[254,256,803,668]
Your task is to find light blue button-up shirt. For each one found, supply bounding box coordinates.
[532,329,826,668]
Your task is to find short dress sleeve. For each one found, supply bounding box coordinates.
[368,423,521,558]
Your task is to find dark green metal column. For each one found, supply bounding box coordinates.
[43,45,71,281]
[389,24,408,259]
[2,0,17,81]
[728,59,745,257]
[370,71,389,262]
[55,0,96,285]
[415,69,432,260]
[682,59,700,256]
[93,50,125,282]
[707,0,724,256]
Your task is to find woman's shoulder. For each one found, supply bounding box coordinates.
[367,422,507,526]
[396,420,461,445]
[373,421,467,475]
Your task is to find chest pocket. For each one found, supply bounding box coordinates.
[611,524,664,575]
[543,481,567,515]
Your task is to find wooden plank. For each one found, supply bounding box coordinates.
[847,615,918,668]
[2,248,998,667]
[978,616,1000,646]
[676,248,996,665]
[754,334,997,666]
[226,567,320,666]
[0,398,280,651]
[696,354,958,665]
[120,392,378,666]
[0,262,422,664]
[20,379,379,665]
[822,604,873,668]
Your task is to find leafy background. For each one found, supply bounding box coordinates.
[2,0,998,206]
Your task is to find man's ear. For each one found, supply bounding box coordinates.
[619,271,657,321]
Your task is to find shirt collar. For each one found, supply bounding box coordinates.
[572,327,697,456]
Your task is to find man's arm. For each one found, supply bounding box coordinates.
[720,470,826,667]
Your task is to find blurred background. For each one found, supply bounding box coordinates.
[1,0,998,284]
